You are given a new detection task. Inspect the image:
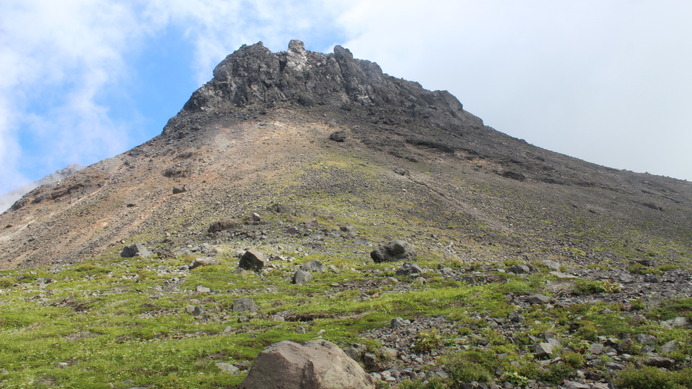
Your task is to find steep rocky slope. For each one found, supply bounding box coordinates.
[1,40,689,271]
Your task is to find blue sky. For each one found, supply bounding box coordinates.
[1,0,691,210]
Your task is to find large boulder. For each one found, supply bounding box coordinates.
[370,240,417,263]
[240,339,374,389]
[120,243,151,258]
[239,249,267,271]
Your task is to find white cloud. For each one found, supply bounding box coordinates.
[337,0,692,180]
[0,0,146,195]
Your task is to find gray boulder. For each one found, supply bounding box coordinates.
[240,339,374,389]
[232,298,258,314]
[239,249,267,271]
[120,243,151,258]
[292,269,312,285]
[370,240,417,263]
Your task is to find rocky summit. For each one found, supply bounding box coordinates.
[0,41,689,388]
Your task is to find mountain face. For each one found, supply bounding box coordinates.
[0,164,84,213]
[0,40,690,270]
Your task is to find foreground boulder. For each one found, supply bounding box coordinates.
[370,240,417,263]
[239,249,267,271]
[240,339,374,389]
[120,243,151,258]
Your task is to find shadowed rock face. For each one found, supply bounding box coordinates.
[178,40,464,116]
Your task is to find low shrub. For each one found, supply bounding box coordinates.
[615,366,677,389]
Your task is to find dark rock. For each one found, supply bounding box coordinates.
[395,263,423,277]
[172,186,187,194]
[239,339,374,389]
[642,356,675,368]
[329,131,347,142]
[292,269,312,284]
[508,312,524,323]
[508,264,532,274]
[643,273,660,283]
[232,298,258,314]
[371,240,417,263]
[340,225,356,234]
[239,249,267,271]
[120,243,151,258]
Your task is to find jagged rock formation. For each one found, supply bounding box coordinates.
[0,40,690,270]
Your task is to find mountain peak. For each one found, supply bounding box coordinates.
[177,40,464,116]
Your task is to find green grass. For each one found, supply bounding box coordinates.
[0,246,689,388]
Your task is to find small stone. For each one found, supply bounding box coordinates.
[661,317,689,328]
[525,294,551,304]
[643,274,659,283]
[588,343,604,355]
[605,362,625,371]
[642,356,675,368]
[508,312,524,323]
[56,362,69,369]
[534,342,554,359]
[618,273,635,283]
[186,305,203,316]
[390,317,410,329]
[396,263,423,276]
[216,362,239,374]
[661,340,677,354]
[196,285,211,293]
[562,382,590,389]
[232,298,258,314]
[542,260,562,270]
[636,334,657,345]
[295,326,308,334]
[189,256,219,269]
[508,264,531,274]
[172,186,187,194]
